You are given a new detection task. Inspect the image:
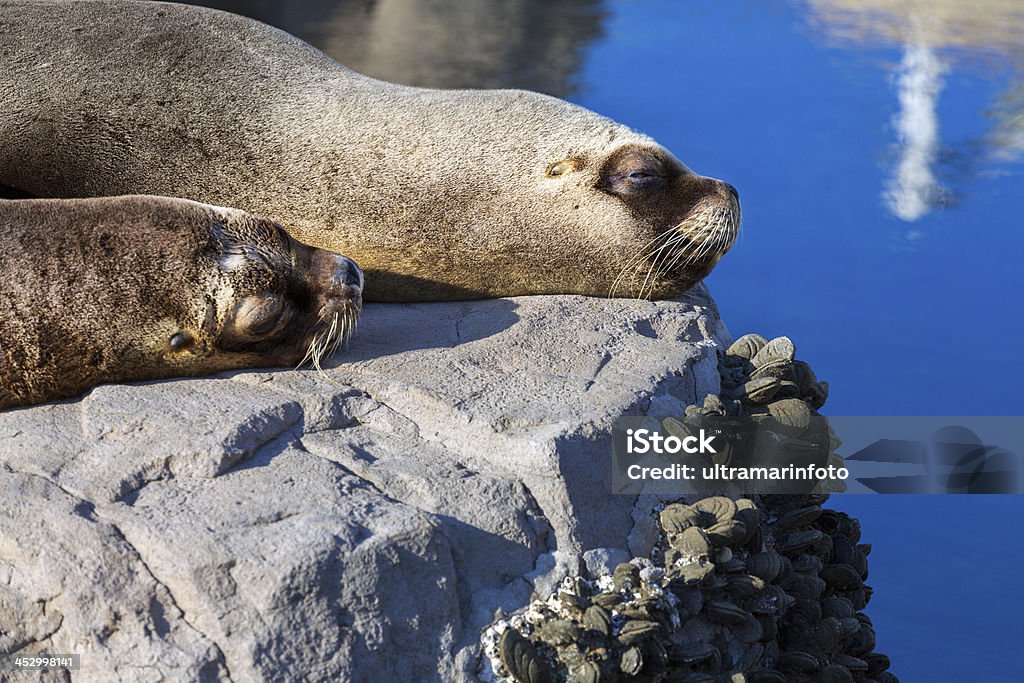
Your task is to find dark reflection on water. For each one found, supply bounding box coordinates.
[180,1,1022,680]
[183,0,605,96]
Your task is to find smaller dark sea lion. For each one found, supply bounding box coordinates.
[0,195,362,410]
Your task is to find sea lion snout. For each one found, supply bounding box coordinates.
[309,252,364,318]
[720,181,740,202]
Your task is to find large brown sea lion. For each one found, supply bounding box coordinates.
[0,0,740,302]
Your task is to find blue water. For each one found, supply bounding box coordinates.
[575,2,1024,680]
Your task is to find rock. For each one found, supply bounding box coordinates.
[0,290,728,682]
[582,547,632,579]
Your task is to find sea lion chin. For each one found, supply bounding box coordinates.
[0,0,740,302]
[0,196,363,411]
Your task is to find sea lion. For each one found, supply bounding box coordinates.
[0,0,740,302]
[0,196,363,410]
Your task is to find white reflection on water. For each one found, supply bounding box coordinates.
[805,0,1024,222]
[886,44,946,221]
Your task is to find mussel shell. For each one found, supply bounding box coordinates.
[694,496,738,523]
[775,380,803,401]
[746,551,784,583]
[776,650,819,673]
[832,654,869,672]
[831,536,869,578]
[781,574,826,601]
[751,336,796,368]
[816,664,854,683]
[616,619,661,645]
[667,640,717,666]
[733,612,765,644]
[775,529,824,554]
[734,506,761,545]
[821,596,855,620]
[741,377,783,404]
[791,554,824,574]
[820,563,863,590]
[661,417,689,441]
[757,615,777,643]
[844,623,876,656]
[792,360,818,392]
[727,333,769,360]
[786,598,822,625]
[862,652,891,676]
[749,584,793,616]
[671,560,716,585]
[726,574,766,600]
[671,526,713,558]
[582,605,612,637]
[704,598,749,625]
[537,619,580,646]
[498,629,553,683]
[591,592,624,609]
[573,660,603,683]
[706,519,747,547]
[807,381,829,410]
[619,646,644,675]
[766,398,812,431]
[837,617,862,639]
[844,587,869,611]
[612,562,641,591]
[718,556,748,574]
[814,616,843,651]
[772,505,824,532]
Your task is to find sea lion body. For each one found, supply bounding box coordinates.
[0,196,362,410]
[0,0,740,301]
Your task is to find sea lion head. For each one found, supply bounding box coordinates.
[328,88,740,301]
[0,197,363,410]
[173,206,364,373]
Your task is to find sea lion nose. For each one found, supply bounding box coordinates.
[722,182,739,201]
[337,255,363,291]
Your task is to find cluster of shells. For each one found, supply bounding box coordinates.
[481,494,896,683]
[663,334,845,496]
[480,335,896,683]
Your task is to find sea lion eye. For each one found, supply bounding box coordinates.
[545,160,578,178]
[232,293,285,336]
[169,332,192,351]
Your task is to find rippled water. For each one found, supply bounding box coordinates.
[191,1,1024,679]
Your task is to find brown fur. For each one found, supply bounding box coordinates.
[0,196,361,410]
[0,0,740,302]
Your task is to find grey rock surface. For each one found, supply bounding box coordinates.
[0,289,728,682]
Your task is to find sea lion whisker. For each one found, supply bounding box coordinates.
[637,235,678,300]
[610,229,676,298]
